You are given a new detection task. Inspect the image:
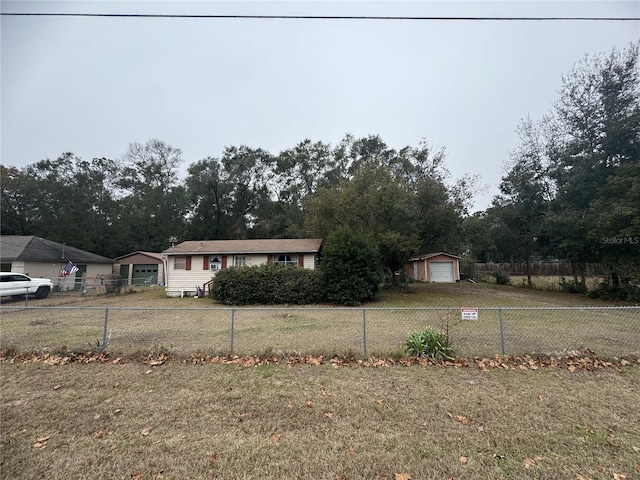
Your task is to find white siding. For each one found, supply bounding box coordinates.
[165,253,318,297]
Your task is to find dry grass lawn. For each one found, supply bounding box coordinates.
[1,360,639,480]
[1,282,638,359]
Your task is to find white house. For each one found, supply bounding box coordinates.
[161,238,323,297]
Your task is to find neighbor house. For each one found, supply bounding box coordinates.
[0,235,114,288]
[113,251,164,286]
[162,239,323,297]
[404,252,461,283]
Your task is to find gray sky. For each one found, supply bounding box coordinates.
[2,1,639,212]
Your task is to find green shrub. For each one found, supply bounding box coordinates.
[321,228,383,305]
[494,271,510,285]
[587,281,640,302]
[459,256,477,281]
[559,278,588,294]
[405,327,454,361]
[211,264,325,305]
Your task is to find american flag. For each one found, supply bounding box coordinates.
[60,261,79,277]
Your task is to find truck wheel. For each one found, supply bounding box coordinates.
[35,286,50,299]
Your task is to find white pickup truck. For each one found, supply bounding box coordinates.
[0,272,54,299]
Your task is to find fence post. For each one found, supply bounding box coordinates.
[230,309,235,353]
[102,307,109,352]
[498,308,505,356]
[362,309,367,357]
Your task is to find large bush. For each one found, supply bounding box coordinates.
[321,228,383,305]
[211,264,325,305]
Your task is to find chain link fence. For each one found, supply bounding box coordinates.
[1,306,638,358]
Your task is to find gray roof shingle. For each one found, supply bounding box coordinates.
[0,236,114,263]
[162,239,323,255]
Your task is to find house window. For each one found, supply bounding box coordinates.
[234,256,247,267]
[209,256,222,270]
[174,256,186,269]
[274,254,298,267]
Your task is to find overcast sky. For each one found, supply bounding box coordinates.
[2,1,639,211]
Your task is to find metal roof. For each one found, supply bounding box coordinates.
[162,238,323,255]
[0,235,114,263]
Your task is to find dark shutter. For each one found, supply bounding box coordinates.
[298,254,304,267]
[222,256,228,269]
[203,255,209,270]
[186,256,192,270]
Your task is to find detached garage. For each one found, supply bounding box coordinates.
[404,252,461,283]
[113,251,164,286]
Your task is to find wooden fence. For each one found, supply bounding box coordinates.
[474,262,607,277]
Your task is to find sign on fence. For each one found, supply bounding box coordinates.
[461,307,479,320]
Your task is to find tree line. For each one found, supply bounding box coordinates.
[468,42,639,296]
[1,43,638,297]
[0,134,476,275]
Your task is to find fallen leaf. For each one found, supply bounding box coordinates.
[596,465,606,473]
[459,456,468,464]
[347,447,355,455]
[324,412,333,419]
[376,399,384,405]
[94,414,101,420]
[633,446,640,452]
[576,475,592,480]
[113,382,120,388]
[33,435,50,448]
[271,434,281,443]
[395,474,412,480]
[53,384,61,390]
[454,415,473,425]
[140,428,151,436]
[613,474,627,480]
[635,463,640,473]
[131,472,143,480]
[306,401,313,408]
[568,365,576,372]
[145,369,153,375]
[93,431,104,439]
[154,472,164,480]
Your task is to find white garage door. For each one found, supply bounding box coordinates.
[430,261,454,282]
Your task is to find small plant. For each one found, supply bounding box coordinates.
[88,339,107,353]
[494,271,510,285]
[88,330,112,353]
[405,327,454,361]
